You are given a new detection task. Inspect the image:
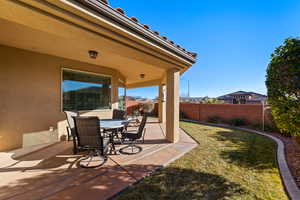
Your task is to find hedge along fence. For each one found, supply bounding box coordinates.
[179,103,271,126]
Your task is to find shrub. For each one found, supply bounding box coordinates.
[207,116,223,124]
[266,38,300,136]
[251,122,262,130]
[251,122,279,133]
[229,118,247,126]
[180,111,187,119]
[264,109,285,134]
[201,98,224,104]
[264,123,278,133]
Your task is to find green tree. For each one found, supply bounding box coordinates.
[266,38,300,136]
[202,97,224,104]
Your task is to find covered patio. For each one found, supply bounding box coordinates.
[0,1,197,199]
[0,118,197,200]
[0,0,197,152]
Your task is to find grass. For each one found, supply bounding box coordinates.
[115,121,288,200]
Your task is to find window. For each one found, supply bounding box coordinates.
[240,99,246,104]
[62,69,111,111]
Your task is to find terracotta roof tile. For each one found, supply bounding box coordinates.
[130,17,139,23]
[92,1,197,59]
[153,31,159,35]
[115,8,125,15]
[143,24,150,29]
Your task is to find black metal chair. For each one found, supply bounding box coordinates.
[119,114,147,155]
[112,109,126,120]
[112,109,128,141]
[64,111,79,154]
[73,116,109,168]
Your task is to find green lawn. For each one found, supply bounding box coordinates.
[115,121,288,200]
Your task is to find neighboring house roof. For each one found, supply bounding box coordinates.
[218,91,267,100]
[77,0,197,63]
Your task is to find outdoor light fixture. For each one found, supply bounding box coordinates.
[140,74,145,78]
[88,50,98,59]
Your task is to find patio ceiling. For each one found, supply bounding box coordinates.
[0,0,196,88]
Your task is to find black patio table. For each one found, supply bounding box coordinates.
[100,119,128,154]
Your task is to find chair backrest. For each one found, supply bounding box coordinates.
[73,116,102,148]
[136,114,148,138]
[112,109,126,120]
[64,111,78,136]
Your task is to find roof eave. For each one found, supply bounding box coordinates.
[75,0,197,64]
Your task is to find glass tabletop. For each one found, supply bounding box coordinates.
[100,119,128,129]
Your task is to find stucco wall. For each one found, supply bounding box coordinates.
[0,45,117,151]
[180,103,267,124]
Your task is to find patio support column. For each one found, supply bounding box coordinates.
[158,84,166,123]
[111,75,119,110]
[166,69,180,143]
[124,87,127,111]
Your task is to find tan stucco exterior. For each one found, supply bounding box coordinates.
[0,45,119,151]
[166,69,180,143]
[0,0,196,151]
[0,0,192,87]
[158,84,166,123]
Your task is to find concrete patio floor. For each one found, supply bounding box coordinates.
[0,118,197,200]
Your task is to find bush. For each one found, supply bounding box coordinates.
[264,123,278,133]
[229,118,247,126]
[264,109,285,134]
[251,122,279,133]
[251,122,262,130]
[180,111,187,119]
[207,116,223,124]
[266,38,300,136]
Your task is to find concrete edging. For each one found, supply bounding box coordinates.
[182,119,300,200]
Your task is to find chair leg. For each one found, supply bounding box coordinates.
[66,127,71,141]
[72,139,78,154]
[142,128,146,144]
[79,150,106,168]
[73,147,77,154]
[109,134,117,155]
[119,139,142,155]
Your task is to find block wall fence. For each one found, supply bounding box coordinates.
[179,103,271,125]
[126,100,140,115]
[129,102,270,125]
[151,103,271,125]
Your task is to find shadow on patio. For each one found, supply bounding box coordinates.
[0,118,197,200]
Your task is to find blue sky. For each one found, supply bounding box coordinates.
[110,0,300,98]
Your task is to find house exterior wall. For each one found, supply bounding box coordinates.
[0,45,119,151]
